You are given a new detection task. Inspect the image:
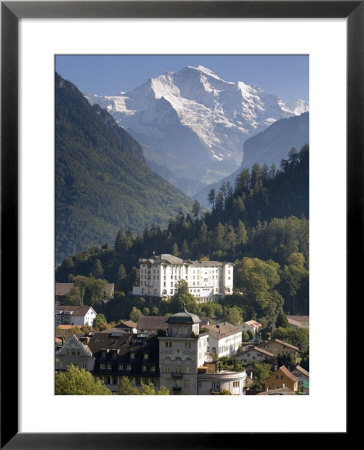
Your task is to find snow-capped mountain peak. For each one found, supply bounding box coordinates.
[86,65,308,186]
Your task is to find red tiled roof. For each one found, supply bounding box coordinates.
[277,365,299,382]
[258,339,299,352]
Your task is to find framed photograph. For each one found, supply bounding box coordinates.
[2,0,358,447]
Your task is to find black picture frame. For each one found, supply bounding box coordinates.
[1,1,357,448]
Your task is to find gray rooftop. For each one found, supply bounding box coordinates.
[167,309,200,324]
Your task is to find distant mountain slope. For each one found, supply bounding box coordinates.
[56,73,193,263]
[194,112,309,206]
[86,65,308,189]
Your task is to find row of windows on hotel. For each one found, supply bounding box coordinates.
[140,267,222,274]
[141,273,220,279]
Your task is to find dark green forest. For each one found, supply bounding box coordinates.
[56,73,193,262]
[56,145,309,329]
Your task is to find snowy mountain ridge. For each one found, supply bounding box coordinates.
[86,65,308,189]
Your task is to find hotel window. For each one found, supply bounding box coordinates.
[186,366,191,373]
[100,363,106,369]
[82,362,86,369]
[142,365,147,372]
[71,350,76,356]
[143,353,149,360]
[233,381,240,388]
[130,352,135,359]
[165,365,170,373]
[184,381,190,388]
[165,342,172,348]
[185,343,191,348]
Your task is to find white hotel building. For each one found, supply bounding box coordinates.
[132,254,233,302]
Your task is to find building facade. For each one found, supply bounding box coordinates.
[158,309,209,395]
[133,254,233,302]
[55,334,95,371]
[264,365,299,392]
[55,305,97,326]
[205,322,242,358]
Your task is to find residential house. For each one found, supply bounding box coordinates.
[132,253,234,302]
[115,320,137,334]
[136,316,168,336]
[236,346,277,365]
[291,365,309,394]
[240,320,262,342]
[55,305,97,327]
[55,334,95,371]
[287,315,309,329]
[205,321,242,358]
[264,365,299,392]
[257,339,299,363]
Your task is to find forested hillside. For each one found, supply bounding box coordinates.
[56,145,309,320]
[56,73,193,262]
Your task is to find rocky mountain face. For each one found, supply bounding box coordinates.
[86,65,308,193]
[194,112,309,207]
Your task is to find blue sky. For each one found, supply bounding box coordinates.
[56,55,309,103]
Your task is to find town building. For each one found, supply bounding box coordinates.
[287,315,309,329]
[236,346,277,365]
[205,322,242,358]
[55,334,94,371]
[55,310,247,395]
[240,320,262,342]
[291,365,309,394]
[55,305,97,327]
[158,309,209,394]
[89,332,160,393]
[132,254,233,302]
[256,339,299,363]
[136,316,169,336]
[264,365,299,392]
[158,309,246,395]
[197,362,246,395]
[115,320,137,334]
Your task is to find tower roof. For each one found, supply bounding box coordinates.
[167,308,200,324]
